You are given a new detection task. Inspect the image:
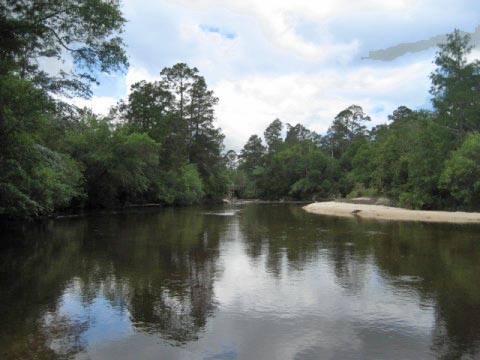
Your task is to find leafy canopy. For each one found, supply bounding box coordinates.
[0,0,128,97]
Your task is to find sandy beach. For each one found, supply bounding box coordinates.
[303,201,480,224]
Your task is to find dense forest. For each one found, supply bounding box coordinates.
[234,30,480,211]
[1,1,480,219]
[0,1,227,218]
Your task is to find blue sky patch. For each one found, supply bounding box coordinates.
[199,24,237,39]
[372,105,385,114]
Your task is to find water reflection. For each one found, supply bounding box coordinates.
[0,204,480,359]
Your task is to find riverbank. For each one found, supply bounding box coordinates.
[303,201,480,224]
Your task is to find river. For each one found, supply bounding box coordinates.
[1,203,480,359]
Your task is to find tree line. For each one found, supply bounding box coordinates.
[0,1,227,218]
[235,30,480,210]
[1,1,480,218]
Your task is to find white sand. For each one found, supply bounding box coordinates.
[303,201,480,224]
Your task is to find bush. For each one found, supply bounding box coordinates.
[0,146,84,218]
[347,183,377,199]
[157,164,204,205]
[440,133,480,209]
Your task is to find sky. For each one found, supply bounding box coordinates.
[72,0,480,151]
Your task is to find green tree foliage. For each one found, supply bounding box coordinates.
[117,80,173,133]
[162,65,224,197]
[0,0,128,97]
[1,61,226,218]
[440,133,480,209]
[4,20,480,218]
[0,3,221,219]
[62,116,159,208]
[239,135,266,172]
[283,143,339,200]
[365,110,454,209]
[324,105,371,159]
[116,63,226,200]
[0,74,84,217]
[0,142,84,217]
[115,79,185,168]
[158,164,205,205]
[239,124,339,200]
[430,30,480,134]
[237,135,266,197]
[0,0,130,218]
[285,123,312,144]
[264,119,283,152]
[234,31,480,210]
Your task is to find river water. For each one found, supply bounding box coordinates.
[1,203,480,359]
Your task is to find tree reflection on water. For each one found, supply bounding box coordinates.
[0,204,479,359]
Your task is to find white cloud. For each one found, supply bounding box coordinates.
[214,60,434,150]
[467,49,480,62]
[71,96,118,115]
[169,0,418,62]
[170,0,417,19]
[178,21,243,74]
[37,53,73,76]
[125,66,161,90]
[67,67,160,115]
[77,0,476,151]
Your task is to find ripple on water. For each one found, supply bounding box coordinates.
[203,211,239,216]
[395,275,423,283]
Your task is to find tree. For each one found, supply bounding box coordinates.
[159,63,224,196]
[239,135,266,172]
[440,132,480,209]
[0,142,84,218]
[187,76,219,143]
[160,63,198,123]
[285,123,312,144]
[388,106,414,123]
[116,80,173,133]
[114,79,186,170]
[157,164,204,205]
[0,0,129,218]
[324,105,370,158]
[264,119,283,152]
[366,110,454,209]
[346,108,410,194]
[430,29,480,133]
[115,64,226,200]
[62,115,159,208]
[287,142,339,200]
[238,120,342,200]
[0,0,128,97]
[0,74,85,218]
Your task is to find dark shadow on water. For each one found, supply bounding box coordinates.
[1,204,480,359]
